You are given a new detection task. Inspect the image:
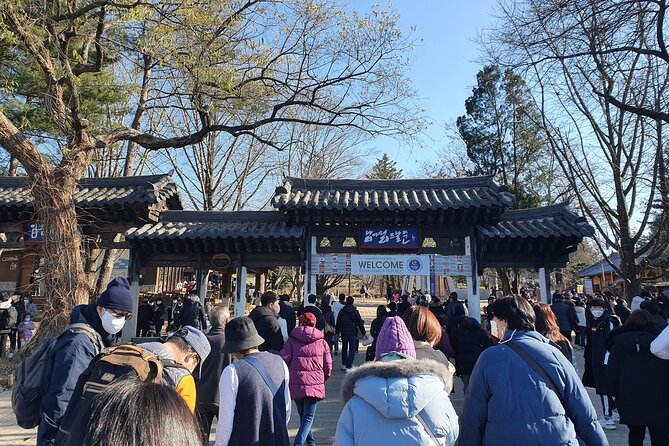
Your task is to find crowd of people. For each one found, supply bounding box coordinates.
[10,277,669,446]
[0,292,38,357]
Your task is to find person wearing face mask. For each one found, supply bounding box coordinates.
[249,291,284,352]
[37,277,133,446]
[138,325,211,413]
[459,296,607,446]
[582,298,621,430]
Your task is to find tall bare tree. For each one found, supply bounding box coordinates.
[489,0,669,297]
[0,0,423,333]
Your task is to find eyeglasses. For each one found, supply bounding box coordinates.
[108,309,133,320]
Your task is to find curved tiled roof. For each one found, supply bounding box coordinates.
[272,175,516,211]
[477,203,594,239]
[125,211,304,240]
[0,174,181,210]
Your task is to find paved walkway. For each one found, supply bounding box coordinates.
[0,299,647,445]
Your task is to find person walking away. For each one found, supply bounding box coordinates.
[373,316,416,360]
[297,294,325,331]
[608,309,669,446]
[574,300,587,348]
[279,313,332,446]
[249,291,285,352]
[0,293,18,358]
[366,305,388,361]
[583,298,621,430]
[197,307,233,440]
[459,296,608,446]
[534,303,574,363]
[332,294,346,355]
[61,380,203,446]
[332,352,459,446]
[402,306,456,374]
[449,315,491,394]
[279,294,296,334]
[550,294,578,343]
[359,285,367,302]
[153,297,168,336]
[38,278,133,446]
[335,297,366,371]
[215,317,291,446]
[181,294,207,331]
[137,326,211,413]
[640,300,668,331]
[321,302,337,353]
[446,292,465,321]
[397,294,411,317]
[17,313,35,346]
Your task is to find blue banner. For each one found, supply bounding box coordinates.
[361,228,419,248]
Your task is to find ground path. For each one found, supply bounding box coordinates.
[0,298,647,445]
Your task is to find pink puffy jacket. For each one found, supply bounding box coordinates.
[279,326,333,400]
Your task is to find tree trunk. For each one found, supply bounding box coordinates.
[619,243,641,299]
[30,171,89,342]
[94,248,118,297]
[497,268,512,295]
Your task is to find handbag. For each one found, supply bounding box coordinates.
[324,321,336,336]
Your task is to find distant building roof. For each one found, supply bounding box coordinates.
[578,253,620,278]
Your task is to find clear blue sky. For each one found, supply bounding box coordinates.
[351,1,498,175]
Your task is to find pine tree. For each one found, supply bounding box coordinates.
[367,153,403,179]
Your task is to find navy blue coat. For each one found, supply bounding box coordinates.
[459,330,607,446]
[37,305,111,446]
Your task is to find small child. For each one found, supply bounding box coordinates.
[17,314,35,345]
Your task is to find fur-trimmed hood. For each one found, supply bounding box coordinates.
[341,359,454,419]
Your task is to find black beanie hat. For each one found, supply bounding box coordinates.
[96,277,133,313]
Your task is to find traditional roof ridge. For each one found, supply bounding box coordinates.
[498,202,585,223]
[158,210,281,223]
[278,174,505,191]
[0,173,173,187]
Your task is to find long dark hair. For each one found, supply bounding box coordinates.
[76,379,202,446]
[491,296,535,330]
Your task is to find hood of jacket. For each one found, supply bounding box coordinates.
[341,304,356,314]
[290,325,324,343]
[249,305,277,321]
[342,359,452,419]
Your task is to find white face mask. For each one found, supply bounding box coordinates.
[491,318,507,339]
[101,310,126,334]
[591,309,604,318]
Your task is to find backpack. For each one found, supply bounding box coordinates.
[0,306,18,331]
[56,344,167,438]
[12,323,103,429]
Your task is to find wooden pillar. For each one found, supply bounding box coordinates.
[122,249,141,343]
[235,258,247,318]
[302,234,317,303]
[255,272,266,294]
[465,235,481,322]
[539,267,551,304]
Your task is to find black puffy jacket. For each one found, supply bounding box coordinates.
[583,311,620,393]
[608,327,669,428]
[335,304,365,337]
[451,317,491,376]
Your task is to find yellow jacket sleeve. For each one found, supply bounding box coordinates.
[175,374,197,413]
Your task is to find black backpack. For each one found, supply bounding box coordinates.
[0,306,18,331]
[12,323,103,429]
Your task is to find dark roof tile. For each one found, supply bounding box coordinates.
[272,176,515,212]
